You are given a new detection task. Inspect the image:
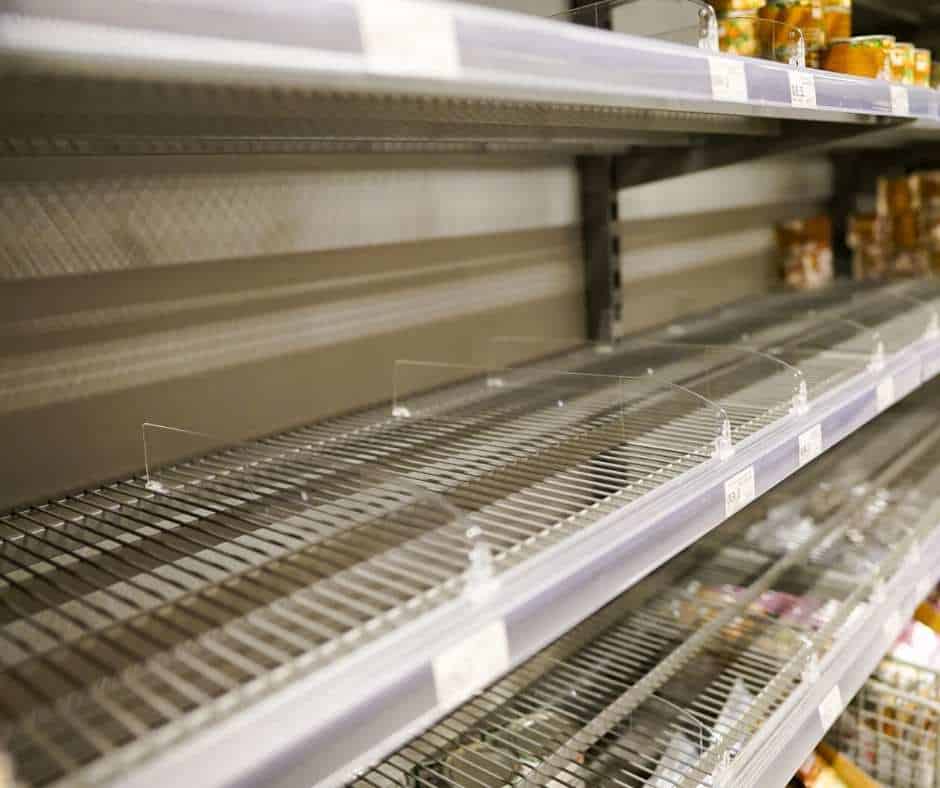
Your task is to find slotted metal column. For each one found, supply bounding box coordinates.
[570,1,622,342]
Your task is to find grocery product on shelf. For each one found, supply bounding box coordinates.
[824,35,894,79]
[888,41,916,84]
[718,11,761,56]
[776,214,834,289]
[795,750,850,787]
[915,48,932,87]
[849,171,940,280]
[828,583,940,788]
[759,0,826,65]
[822,0,851,41]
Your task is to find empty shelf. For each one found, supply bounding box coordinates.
[358,387,940,788]
[2,282,940,788]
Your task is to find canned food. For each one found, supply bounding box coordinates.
[915,172,940,209]
[888,41,915,84]
[822,5,850,39]
[915,48,932,87]
[709,0,766,12]
[824,35,894,79]
[759,0,825,51]
[718,11,760,56]
[877,175,916,215]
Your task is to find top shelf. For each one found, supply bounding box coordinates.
[1,0,938,156]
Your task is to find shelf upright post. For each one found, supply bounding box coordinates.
[571,0,622,342]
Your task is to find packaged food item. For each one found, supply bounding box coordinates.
[915,48,932,87]
[888,41,916,84]
[815,743,880,788]
[709,0,766,11]
[915,171,940,209]
[877,174,917,215]
[759,0,825,60]
[776,215,834,290]
[760,0,813,29]
[824,35,894,79]
[889,620,940,668]
[718,11,760,56]
[933,60,940,88]
[822,0,851,40]
[915,599,940,633]
[796,751,849,788]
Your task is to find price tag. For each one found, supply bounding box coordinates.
[708,57,748,103]
[725,466,756,517]
[798,424,823,467]
[433,620,509,707]
[788,70,817,108]
[891,85,910,116]
[359,0,460,78]
[818,685,843,730]
[883,609,902,641]
[876,377,895,412]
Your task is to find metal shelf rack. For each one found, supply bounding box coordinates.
[0,0,937,160]
[357,386,940,788]
[3,281,940,788]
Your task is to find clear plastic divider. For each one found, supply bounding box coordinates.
[752,18,806,68]
[392,359,733,464]
[140,422,489,601]
[745,317,886,397]
[479,336,807,441]
[551,0,719,52]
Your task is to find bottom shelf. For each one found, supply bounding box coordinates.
[354,383,940,788]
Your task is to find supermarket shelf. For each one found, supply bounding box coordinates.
[826,117,940,149]
[4,284,940,788]
[730,484,940,786]
[357,394,940,788]
[0,0,935,156]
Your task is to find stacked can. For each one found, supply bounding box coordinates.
[824,35,893,79]
[822,0,850,41]
[851,175,933,280]
[888,41,916,84]
[915,48,932,87]
[711,0,766,57]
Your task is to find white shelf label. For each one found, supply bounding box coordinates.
[891,85,910,116]
[433,620,509,707]
[359,0,460,79]
[708,57,748,103]
[788,70,817,108]
[876,377,895,412]
[725,466,756,517]
[818,685,843,730]
[883,609,903,642]
[798,424,823,467]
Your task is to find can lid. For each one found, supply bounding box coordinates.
[717,9,760,17]
[839,34,896,46]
